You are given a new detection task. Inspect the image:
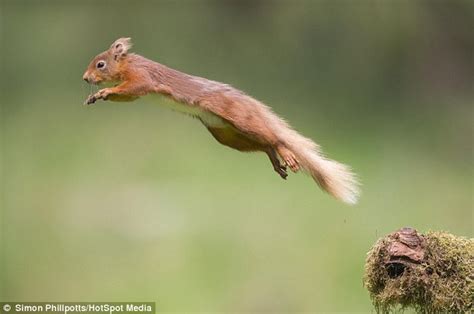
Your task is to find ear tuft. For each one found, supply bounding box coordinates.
[110,37,133,60]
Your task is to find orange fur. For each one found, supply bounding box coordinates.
[83,38,360,203]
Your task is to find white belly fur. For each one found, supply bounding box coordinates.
[144,93,228,128]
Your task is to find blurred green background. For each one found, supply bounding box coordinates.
[1,0,473,312]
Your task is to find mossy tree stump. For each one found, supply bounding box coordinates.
[364,227,473,313]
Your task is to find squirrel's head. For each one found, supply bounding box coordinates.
[83,37,133,85]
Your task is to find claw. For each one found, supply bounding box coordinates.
[284,155,300,172]
[84,95,97,105]
[275,165,288,179]
[84,88,110,105]
[276,145,300,173]
[266,148,288,180]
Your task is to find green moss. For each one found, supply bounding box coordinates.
[364,231,473,313]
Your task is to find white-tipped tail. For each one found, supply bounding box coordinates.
[285,137,360,204]
[281,130,360,204]
[222,93,360,204]
[261,107,360,203]
[304,152,360,204]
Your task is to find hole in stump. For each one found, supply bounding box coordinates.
[386,262,406,278]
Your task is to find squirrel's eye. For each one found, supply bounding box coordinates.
[96,61,106,69]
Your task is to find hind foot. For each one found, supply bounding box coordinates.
[277,145,300,172]
[274,164,288,179]
[266,148,288,180]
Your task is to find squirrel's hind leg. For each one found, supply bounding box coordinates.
[265,148,288,180]
[206,126,288,179]
[276,145,300,172]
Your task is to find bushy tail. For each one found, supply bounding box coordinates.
[277,126,360,204]
[232,94,360,204]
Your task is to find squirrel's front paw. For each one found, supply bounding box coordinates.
[84,89,111,105]
[84,94,97,105]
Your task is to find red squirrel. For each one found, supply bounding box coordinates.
[83,38,360,204]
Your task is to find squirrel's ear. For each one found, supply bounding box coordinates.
[110,37,132,60]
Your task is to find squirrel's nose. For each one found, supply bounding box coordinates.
[83,72,90,83]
